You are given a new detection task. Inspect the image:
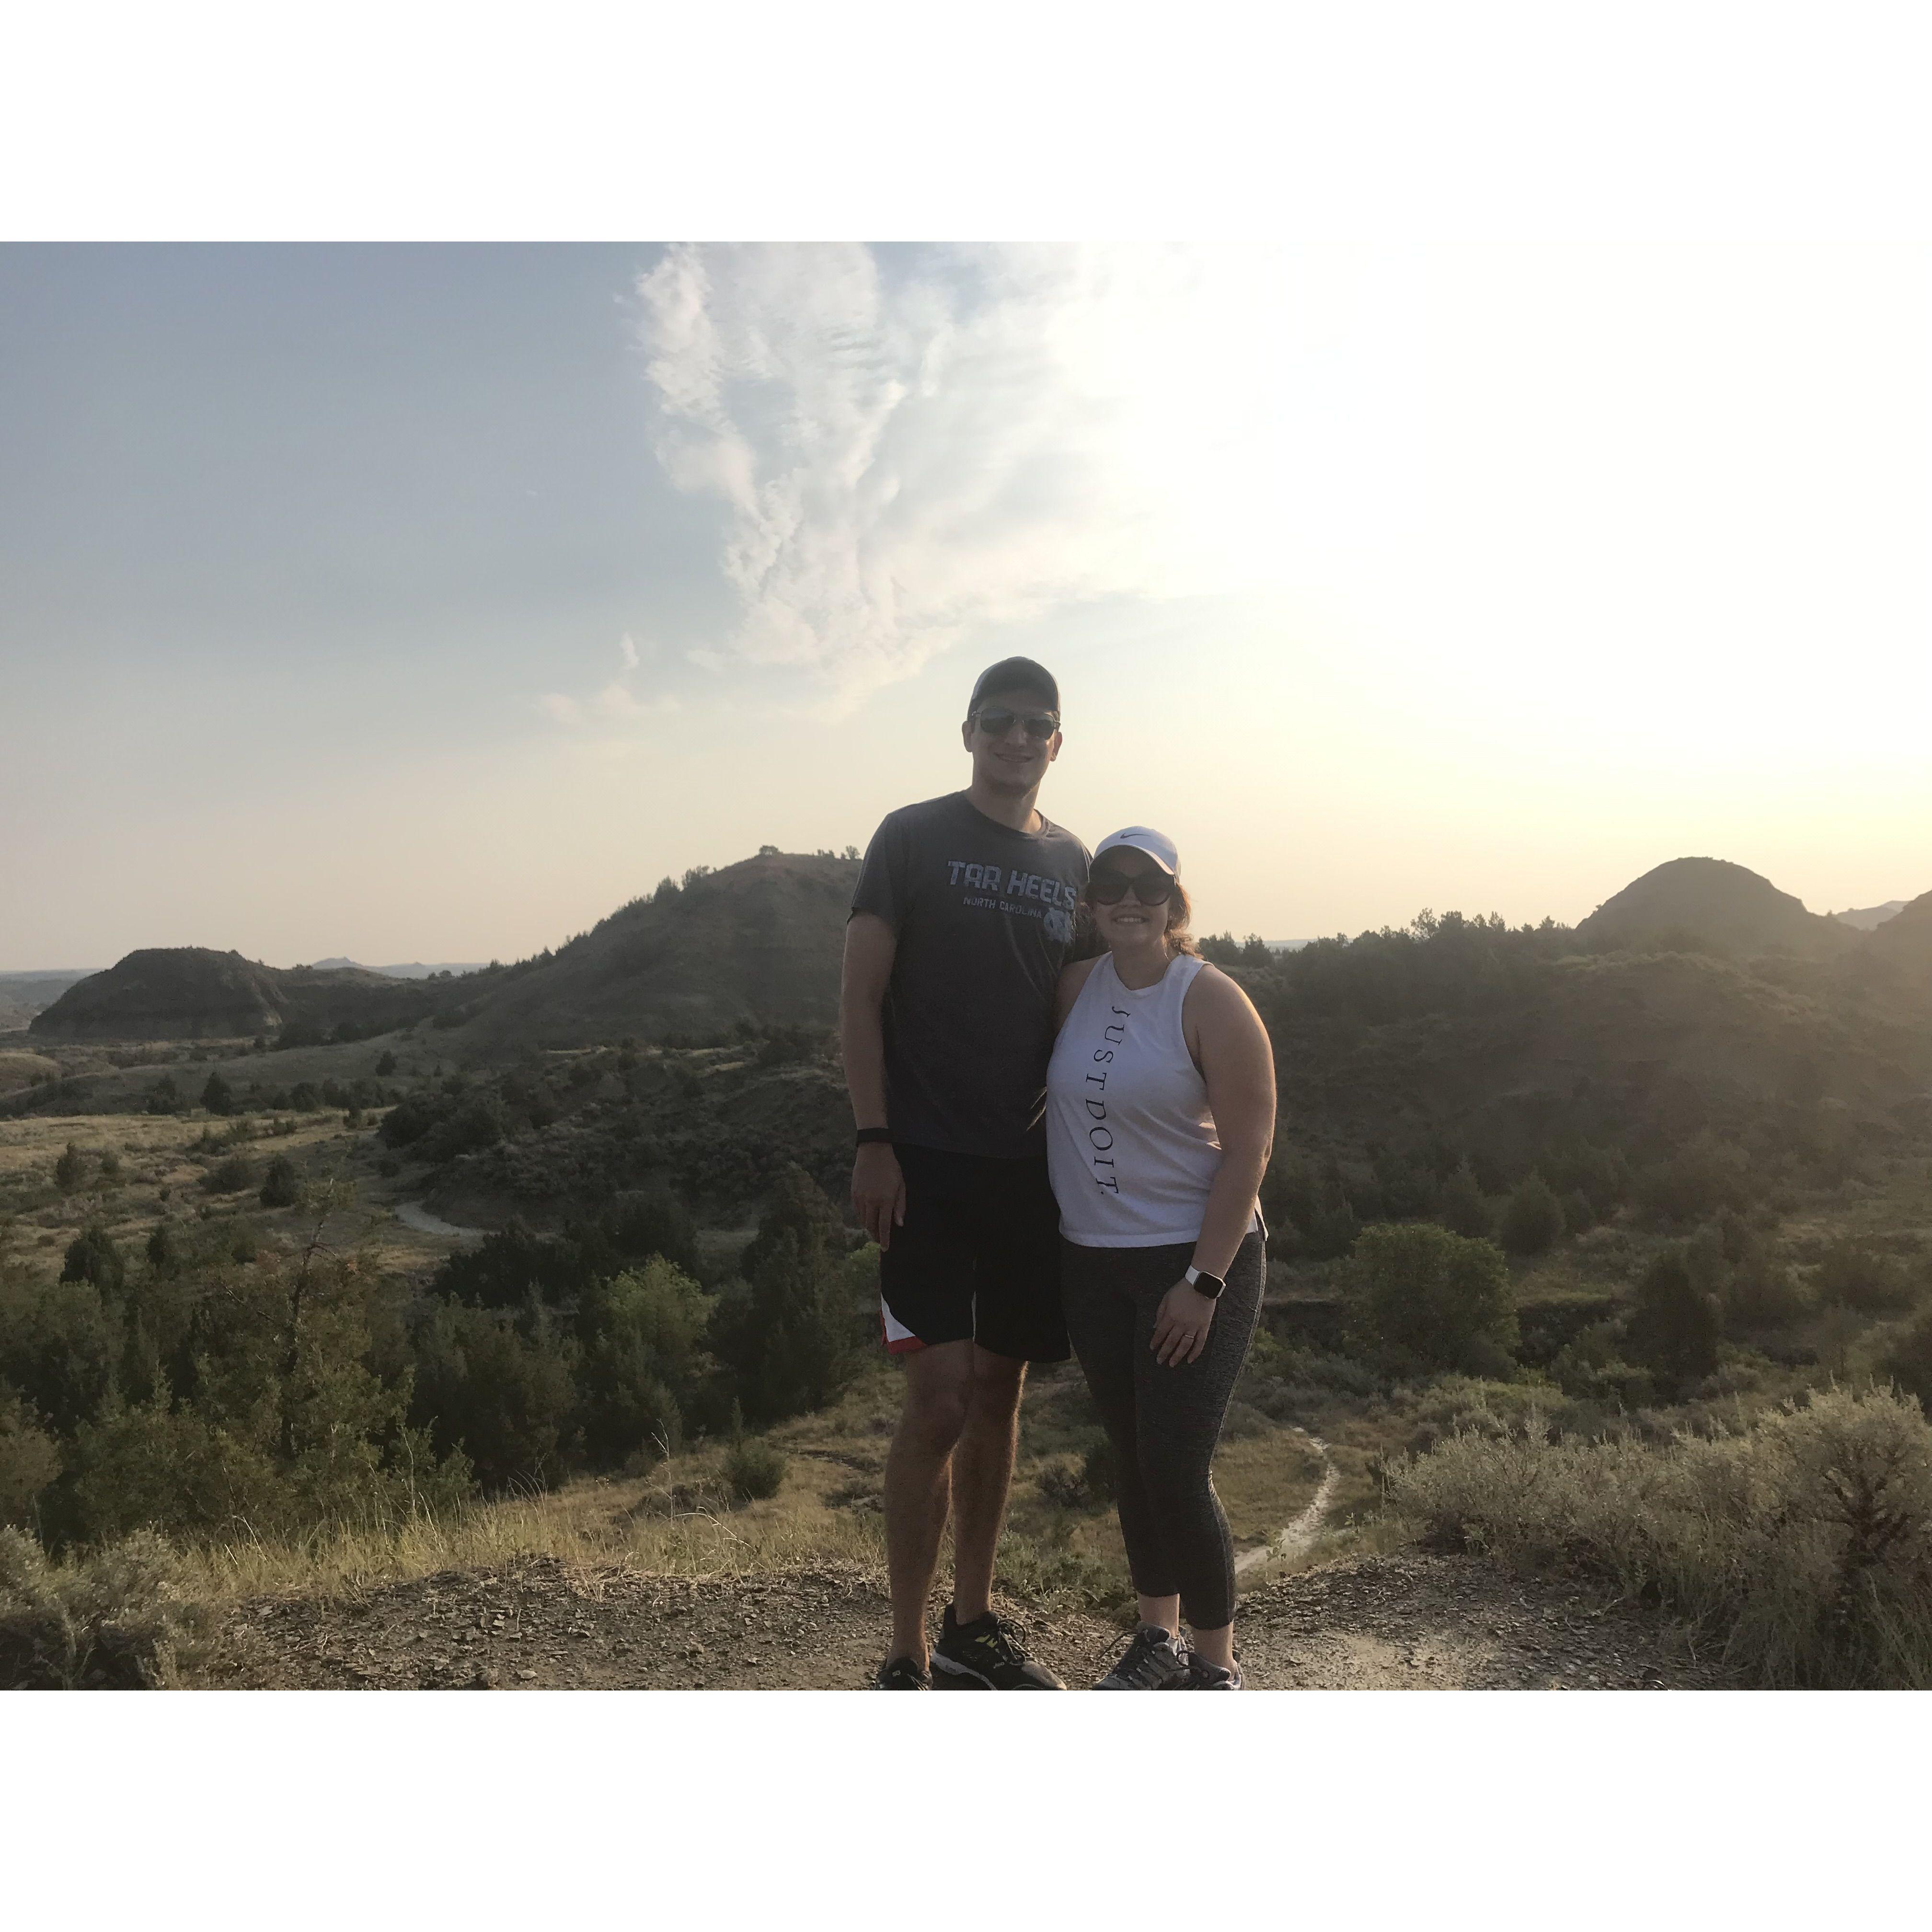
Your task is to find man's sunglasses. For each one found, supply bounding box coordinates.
[1086,868,1175,906]
[973,707,1060,741]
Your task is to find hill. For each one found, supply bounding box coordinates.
[1836,900,1908,931]
[29,948,439,1043]
[447,851,860,1054]
[1868,889,1932,973]
[0,971,100,1030]
[1575,858,1853,959]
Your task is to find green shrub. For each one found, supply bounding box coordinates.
[1346,1222,1517,1374]
[408,1300,577,1493]
[1883,1308,1932,1416]
[201,1155,254,1195]
[1388,1386,1932,1688]
[575,1258,714,1467]
[723,1435,788,1502]
[145,1076,181,1116]
[1625,1249,1721,1394]
[1036,1436,1116,1511]
[1437,1161,1494,1239]
[0,1393,60,1529]
[0,1280,119,1436]
[710,1169,866,1424]
[1080,1435,1118,1503]
[68,1401,290,1545]
[54,1142,86,1193]
[1724,1261,1811,1334]
[0,1526,194,1689]
[1547,1320,1656,1409]
[380,1092,447,1148]
[1498,1174,1565,1255]
[1816,1240,1918,1315]
[259,1155,300,1208]
[59,1225,126,1296]
[200,1070,236,1116]
[1637,1130,1751,1226]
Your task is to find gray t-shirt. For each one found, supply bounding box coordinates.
[851,792,1090,1159]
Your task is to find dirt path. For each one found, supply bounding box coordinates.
[394,1200,485,1241]
[192,1549,1729,1691]
[1235,1430,1338,1576]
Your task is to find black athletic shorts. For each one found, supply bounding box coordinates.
[877,1143,1070,1364]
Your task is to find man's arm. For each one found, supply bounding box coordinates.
[841,911,905,1248]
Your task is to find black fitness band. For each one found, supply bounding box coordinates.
[855,1127,894,1147]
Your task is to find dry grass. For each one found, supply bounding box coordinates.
[161,1354,1342,1624]
[1388,1384,1932,1687]
[174,1471,887,1609]
[0,1111,481,1282]
[171,1373,909,1609]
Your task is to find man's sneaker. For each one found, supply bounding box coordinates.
[875,1655,932,1690]
[1181,1655,1242,1690]
[930,1606,1065,1689]
[1093,1624,1192,1690]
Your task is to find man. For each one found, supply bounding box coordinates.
[841,657,1090,1689]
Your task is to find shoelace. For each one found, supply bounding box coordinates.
[966,1616,1024,1664]
[1115,1628,1177,1684]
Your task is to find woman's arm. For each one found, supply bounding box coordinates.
[1053,954,1103,1032]
[1148,965,1276,1366]
[1188,965,1277,1278]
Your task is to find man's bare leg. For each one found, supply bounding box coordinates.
[949,1346,1027,1624]
[882,1343,972,1666]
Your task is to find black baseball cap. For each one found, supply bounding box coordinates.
[967,656,1059,718]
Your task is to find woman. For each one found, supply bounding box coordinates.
[1045,827,1276,1689]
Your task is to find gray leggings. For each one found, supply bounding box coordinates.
[1059,1231,1265,1631]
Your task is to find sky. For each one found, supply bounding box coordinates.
[3,231,1929,968]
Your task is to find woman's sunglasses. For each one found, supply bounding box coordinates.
[1086,868,1175,906]
[973,707,1060,741]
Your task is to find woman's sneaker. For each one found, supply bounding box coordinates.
[931,1606,1066,1688]
[1181,1655,1242,1689]
[1094,1624,1192,1690]
[874,1655,932,1690]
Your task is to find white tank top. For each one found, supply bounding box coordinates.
[1046,952,1255,1247]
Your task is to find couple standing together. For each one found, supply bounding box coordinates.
[841,656,1277,1690]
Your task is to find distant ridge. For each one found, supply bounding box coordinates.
[1833,901,1908,932]
[1575,858,1852,959]
[25,850,1924,1051]
[310,958,489,979]
[30,949,437,1042]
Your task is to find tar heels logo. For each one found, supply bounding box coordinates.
[1045,904,1074,945]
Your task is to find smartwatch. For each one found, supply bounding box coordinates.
[1184,1265,1226,1300]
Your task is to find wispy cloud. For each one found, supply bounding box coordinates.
[540,633,678,730]
[632,244,1349,706]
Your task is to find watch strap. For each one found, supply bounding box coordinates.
[855,1127,894,1147]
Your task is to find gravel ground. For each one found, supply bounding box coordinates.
[192,1548,1730,1691]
